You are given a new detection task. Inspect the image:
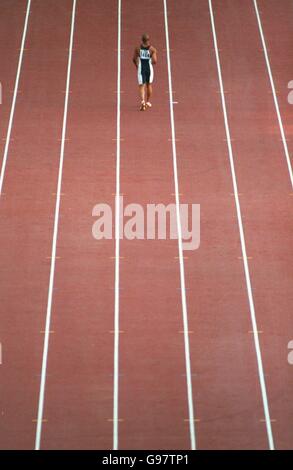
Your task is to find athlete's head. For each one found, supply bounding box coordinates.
[141,33,150,46]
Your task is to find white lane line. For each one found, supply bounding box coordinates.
[208,0,275,450]
[34,0,77,450]
[163,0,196,451]
[253,0,293,189]
[0,0,31,196]
[113,0,122,451]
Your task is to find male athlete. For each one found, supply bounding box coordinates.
[133,34,157,111]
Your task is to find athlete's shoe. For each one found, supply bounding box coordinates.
[146,102,152,109]
[140,101,146,111]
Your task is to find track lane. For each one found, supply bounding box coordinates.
[40,0,117,450]
[0,0,28,179]
[211,0,293,449]
[0,0,73,449]
[252,0,293,449]
[118,0,192,450]
[254,0,293,188]
[167,0,269,449]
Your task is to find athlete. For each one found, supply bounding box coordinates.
[133,33,157,111]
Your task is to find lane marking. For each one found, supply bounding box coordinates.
[209,0,274,450]
[113,0,122,451]
[253,0,293,188]
[0,0,31,196]
[164,0,196,451]
[34,0,77,450]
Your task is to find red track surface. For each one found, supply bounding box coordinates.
[0,0,292,450]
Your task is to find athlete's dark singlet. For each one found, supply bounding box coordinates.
[137,45,154,85]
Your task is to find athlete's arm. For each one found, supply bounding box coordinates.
[133,47,139,68]
[150,46,157,65]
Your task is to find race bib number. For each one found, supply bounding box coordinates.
[140,49,150,60]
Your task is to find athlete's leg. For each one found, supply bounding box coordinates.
[139,84,146,102]
[145,83,152,109]
[147,63,154,108]
[139,84,146,110]
[146,63,154,108]
[146,83,152,102]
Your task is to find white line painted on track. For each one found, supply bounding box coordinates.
[0,0,31,196]
[163,0,196,451]
[113,0,122,451]
[34,0,77,450]
[208,0,274,450]
[253,0,293,189]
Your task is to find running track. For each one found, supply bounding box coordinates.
[0,0,292,450]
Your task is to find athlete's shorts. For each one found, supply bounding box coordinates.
[138,61,154,85]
